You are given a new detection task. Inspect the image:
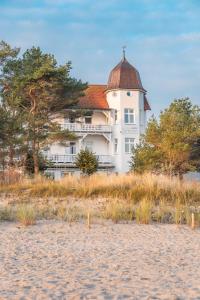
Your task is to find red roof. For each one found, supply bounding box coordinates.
[76,85,109,109]
[76,84,151,111]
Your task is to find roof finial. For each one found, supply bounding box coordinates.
[122,45,126,60]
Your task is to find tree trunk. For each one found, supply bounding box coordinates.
[8,145,14,168]
[32,139,39,175]
[33,150,39,175]
[178,172,183,181]
[29,88,39,175]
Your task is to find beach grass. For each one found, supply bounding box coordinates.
[0,173,200,226]
[135,198,152,224]
[16,205,36,226]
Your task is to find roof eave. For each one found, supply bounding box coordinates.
[105,87,147,93]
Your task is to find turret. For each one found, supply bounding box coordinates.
[106,52,150,173]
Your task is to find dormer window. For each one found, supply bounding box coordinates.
[124,108,135,124]
[127,91,131,96]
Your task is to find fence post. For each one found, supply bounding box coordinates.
[87,212,91,229]
[191,213,195,229]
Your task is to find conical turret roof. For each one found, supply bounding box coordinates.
[107,57,145,91]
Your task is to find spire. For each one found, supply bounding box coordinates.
[122,45,126,60]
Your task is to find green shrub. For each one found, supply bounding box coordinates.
[75,149,98,175]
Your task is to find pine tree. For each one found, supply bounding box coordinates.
[75,149,99,175]
[0,40,19,66]
[0,41,22,170]
[1,45,87,174]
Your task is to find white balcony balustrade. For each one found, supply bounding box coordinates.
[61,123,111,133]
[46,154,113,165]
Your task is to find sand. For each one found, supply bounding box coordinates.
[0,221,200,300]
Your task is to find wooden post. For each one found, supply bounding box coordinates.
[191,213,195,229]
[87,212,91,229]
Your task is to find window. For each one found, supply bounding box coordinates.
[124,108,135,124]
[70,142,76,154]
[125,138,134,154]
[112,91,117,97]
[114,110,118,122]
[114,138,118,154]
[127,91,131,96]
[69,116,75,123]
[85,141,93,151]
[65,142,76,154]
[85,116,92,124]
[64,118,69,123]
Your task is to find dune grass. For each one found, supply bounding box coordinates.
[1,173,200,204]
[0,173,200,226]
[135,198,152,224]
[16,205,36,226]
[103,200,134,223]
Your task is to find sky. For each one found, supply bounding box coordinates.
[1,0,200,116]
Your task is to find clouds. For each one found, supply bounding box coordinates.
[1,0,200,115]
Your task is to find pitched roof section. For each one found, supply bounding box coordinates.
[107,58,146,92]
[75,84,151,111]
[76,85,109,110]
[144,95,151,111]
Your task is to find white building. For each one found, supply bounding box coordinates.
[46,54,151,179]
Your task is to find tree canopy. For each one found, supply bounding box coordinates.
[0,41,87,174]
[131,98,200,177]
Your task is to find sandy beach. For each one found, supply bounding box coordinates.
[0,221,200,300]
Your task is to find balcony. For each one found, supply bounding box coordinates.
[61,123,112,133]
[46,154,113,167]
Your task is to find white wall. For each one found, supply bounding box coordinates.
[92,112,108,125]
[82,135,109,155]
[50,143,66,155]
[49,135,109,156]
[47,90,147,175]
[107,89,145,173]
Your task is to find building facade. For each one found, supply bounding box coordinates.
[45,55,151,179]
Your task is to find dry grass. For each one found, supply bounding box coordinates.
[16,205,36,226]
[1,173,200,204]
[0,207,15,221]
[103,200,134,223]
[57,205,87,223]
[0,173,200,226]
[135,198,152,224]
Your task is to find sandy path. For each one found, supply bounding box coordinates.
[0,221,200,300]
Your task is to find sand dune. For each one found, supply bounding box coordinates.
[0,221,200,299]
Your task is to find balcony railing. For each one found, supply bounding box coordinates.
[46,154,113,165]
[61,123,111,133]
